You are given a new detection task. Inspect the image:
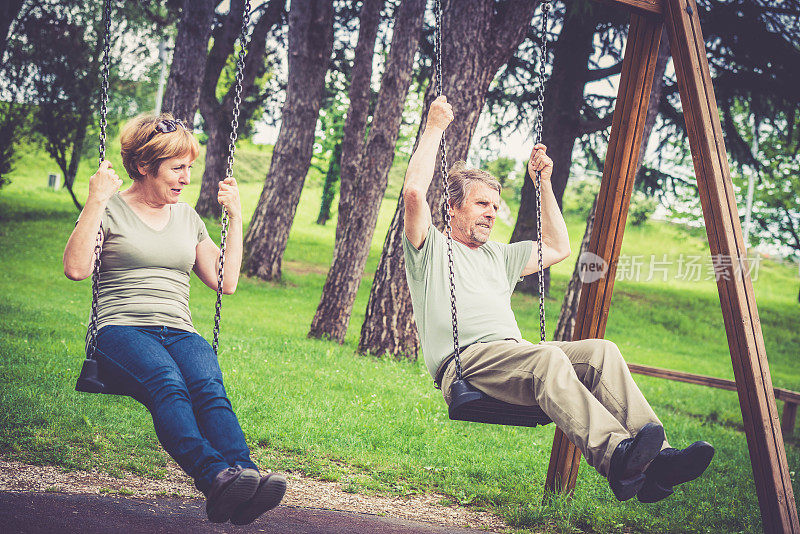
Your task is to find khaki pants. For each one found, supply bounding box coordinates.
[440,338,670,477]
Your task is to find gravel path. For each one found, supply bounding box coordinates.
[0,460,511,533]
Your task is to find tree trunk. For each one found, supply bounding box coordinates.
[553,196,596,341]
[243,0,334,280]
[636,25,670,178]
[358,0,539,358]
[335,0,385,242]
[509,3,597,296]
[195,114,228,218]
[196,0,284,218]
[552,29,668,342]
[309,0,425,343]
[161,0,217,123]
[316,140,342,225]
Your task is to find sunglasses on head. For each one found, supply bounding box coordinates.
[146,119,190,142]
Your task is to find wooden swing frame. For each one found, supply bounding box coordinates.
[544,0,799,532]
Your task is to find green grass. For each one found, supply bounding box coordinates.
[1,142,798,533]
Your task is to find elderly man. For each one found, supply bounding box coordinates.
[401,95,713,503]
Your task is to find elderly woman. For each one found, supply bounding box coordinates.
[63,113,285,525]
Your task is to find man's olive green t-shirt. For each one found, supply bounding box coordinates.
[403,225,533,379]
[93,193,209,334]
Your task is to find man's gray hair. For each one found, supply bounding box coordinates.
[440,161,501,220]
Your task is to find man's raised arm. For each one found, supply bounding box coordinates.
[403,95,454,249]
[521,143,572,276]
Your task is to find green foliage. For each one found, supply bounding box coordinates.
[215,43,277,139]
[482,156,518,187]
[628,190,658,227]
[563,178,600,219]
[317,141,342,225]
[1,0,168,206]
[564,177,657,226]
[730,102,800,258]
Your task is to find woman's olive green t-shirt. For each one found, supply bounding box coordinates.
[93,193,209,334]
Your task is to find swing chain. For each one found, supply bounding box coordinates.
[98,0,112,166]
[88,0,113,359]
[434,0,463,381]
[534,0,551,342]
[213,0,251,356]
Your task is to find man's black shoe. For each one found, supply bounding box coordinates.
[607,423,665,501]
[206,466,260,523]
[637,441,715,503]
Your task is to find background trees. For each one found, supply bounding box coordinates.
[0,0,167,206]
[309,0,425,343]
[1,0,798,359]
[195,0,285,218]
[243,0,334,280]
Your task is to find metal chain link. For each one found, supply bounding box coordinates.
[434,0,463,381]
[212,0,252,356]
[436,0,552,379]
[88,0,113,359]
[533,1,551,342]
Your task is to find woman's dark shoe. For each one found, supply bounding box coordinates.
[230,473,287,526]
[607,423,665,501]
[206,466,260,523]
[637,441,715,503]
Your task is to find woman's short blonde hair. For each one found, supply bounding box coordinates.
[441,161,501,219]
[120,113,200,180]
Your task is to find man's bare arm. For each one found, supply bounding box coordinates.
[522,144,571,275]
[403,95,454,249]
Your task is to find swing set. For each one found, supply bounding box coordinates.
[434,0,798,532]
[72,0,797,532]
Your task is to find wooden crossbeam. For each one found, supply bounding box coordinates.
[544,12,664,495]
[663,0,798,530]
[627,363,800,405]
[594,0,663,16]
[627,363,800,435]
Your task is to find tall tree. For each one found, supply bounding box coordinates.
[309,0,426,343]
[334,0,385,242]
[0,0,24,61]
[359,0,540,358]
[196,0,285,218]
[161,0,218,123]
[243,0,334,280]
[509,1,624,296]
[4,1,163,209]
[554,27,670,342]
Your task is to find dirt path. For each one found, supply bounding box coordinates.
[0,460,511,533]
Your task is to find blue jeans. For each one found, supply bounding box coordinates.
[95,325,258,494]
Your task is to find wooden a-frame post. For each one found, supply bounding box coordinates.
[542,0,799,531]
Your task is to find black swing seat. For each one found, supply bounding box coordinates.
[448,379,552,427]
[75,349,130,396]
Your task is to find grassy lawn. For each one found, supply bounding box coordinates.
[1,142,798,533]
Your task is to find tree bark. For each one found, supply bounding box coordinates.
[196,0,284,218]
[316,140,342,225]
[636,25,670,177]
[335,0,385,243]
[358,0,539,358]
[309,0,425,343]
[552,29,668,343]
[161,0,217,123]
[243,1,334,280]
[553,196,596,341]
[509,3,598,296]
